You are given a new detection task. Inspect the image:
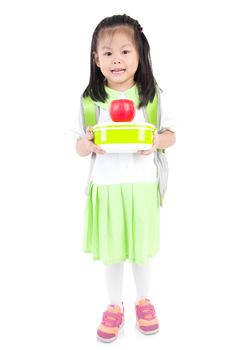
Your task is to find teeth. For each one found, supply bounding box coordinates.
[112,69,125,72]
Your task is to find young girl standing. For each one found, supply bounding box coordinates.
[74,14,176,342]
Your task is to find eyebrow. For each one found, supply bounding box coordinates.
[100,43,132,51]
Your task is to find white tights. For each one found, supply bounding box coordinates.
[105,262,150,306]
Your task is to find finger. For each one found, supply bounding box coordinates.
[87,132,94,140]
[138,149,153,155]
[86,129,94,139]
[145,148,155,155]
[86,126,94,139]
[86,126,93,133]
[95,149,106,154]
[93,146,106,154]
[137,150,148,155]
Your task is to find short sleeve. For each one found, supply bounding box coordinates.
[69,98,86,139]
[159,90,176,133]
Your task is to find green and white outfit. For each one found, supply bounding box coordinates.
[73,85,175,265]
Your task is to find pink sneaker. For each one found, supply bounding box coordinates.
[135,298,159,334]
[97,304,124,342]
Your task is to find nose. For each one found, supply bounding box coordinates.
[113,58,121,64]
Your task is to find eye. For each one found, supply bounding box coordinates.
[104,51,112,56]
[122,50,130,54]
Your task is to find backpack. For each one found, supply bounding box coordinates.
[81,86,168,206]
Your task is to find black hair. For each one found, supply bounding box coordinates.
[83,14,158,108]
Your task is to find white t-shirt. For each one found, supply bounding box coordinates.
[72,90,176,186]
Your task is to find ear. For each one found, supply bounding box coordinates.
[93,51,100,67]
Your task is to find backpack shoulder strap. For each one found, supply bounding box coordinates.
[81,96,97,131]
[145,87,159,128]
[146,86,165,153]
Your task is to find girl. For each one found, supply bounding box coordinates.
[74,14,176,342]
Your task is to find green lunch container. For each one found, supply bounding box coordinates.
[93,122,157,153]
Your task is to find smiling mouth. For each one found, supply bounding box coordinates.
[111,68,126,74]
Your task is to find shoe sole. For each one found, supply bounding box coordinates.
[136,321,159,335]
[97,321,124,343]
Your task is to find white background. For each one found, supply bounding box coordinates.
[1,0,232,349]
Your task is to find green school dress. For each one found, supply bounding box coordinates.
[81,85,161,265]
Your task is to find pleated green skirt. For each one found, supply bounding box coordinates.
[83,181,160,265]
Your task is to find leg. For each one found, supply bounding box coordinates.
[97,263,124,342]
[105,262,124,308]
[132,262,159,334]
[132,262,150,302]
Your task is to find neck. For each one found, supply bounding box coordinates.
[106,80,135,92]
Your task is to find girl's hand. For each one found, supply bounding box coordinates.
[137,133,161,155]
[84,126,106,155]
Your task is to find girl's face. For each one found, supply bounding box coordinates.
[93,27,139,91]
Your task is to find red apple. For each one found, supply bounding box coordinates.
[109,99,136,122]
